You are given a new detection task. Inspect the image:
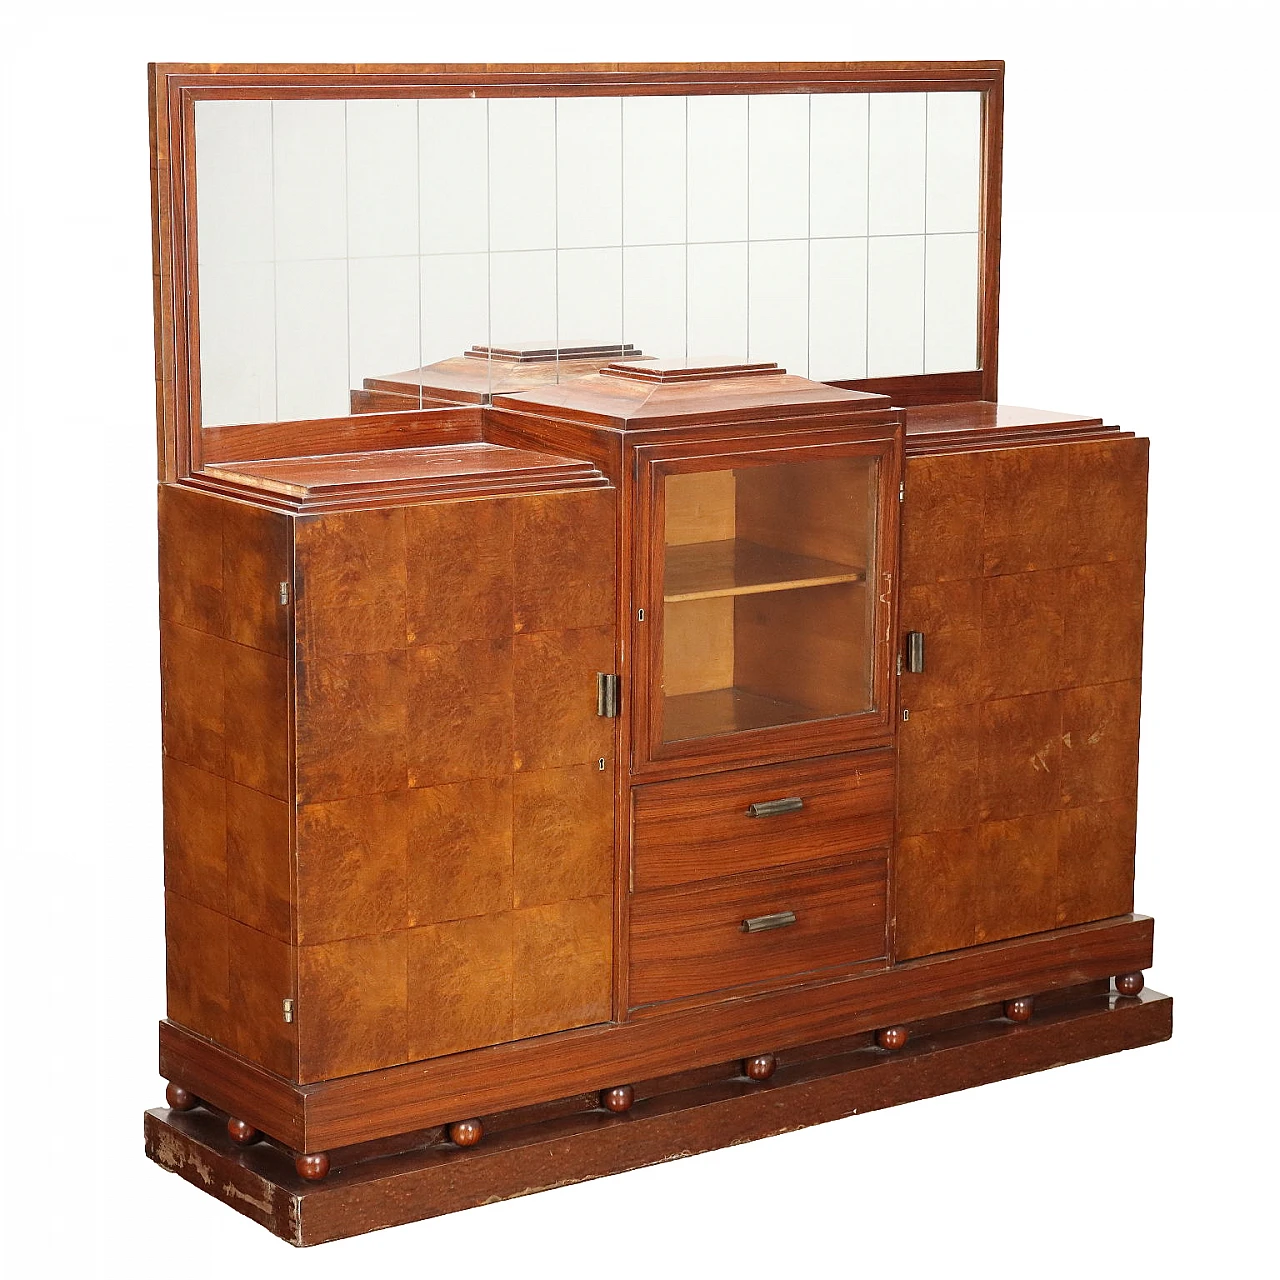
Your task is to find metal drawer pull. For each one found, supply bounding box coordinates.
[746,796,804,818]
[741,910,798,934]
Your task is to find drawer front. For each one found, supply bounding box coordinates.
[632,750,894,890]
[628,855,887,1010]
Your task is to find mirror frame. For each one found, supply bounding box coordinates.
[149,61,1004,482]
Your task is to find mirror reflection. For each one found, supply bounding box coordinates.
[194,91,983,427]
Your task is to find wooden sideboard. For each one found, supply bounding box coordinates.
[144,61,1169,1246]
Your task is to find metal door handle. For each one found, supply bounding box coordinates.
[741,911,797,934]
[905,631,925,674]
[746,796,804,818]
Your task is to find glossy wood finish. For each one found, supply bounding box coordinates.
[145,986,1171,1246]
[158,485,296,1078]
[165,1083,198,1111]
[205,443,608,511]
[291,488,617,1081]
[896,435,1149,960]
[628,855,888,1011]
[359,344,650,409]
[631,751,894,890]
[1115,972,1145,997]
[159,914,1156,1151]
[448,1119,484,1148]
[601,1085,635,1113]
[296,1152,330,1182]
[743,1054,777,1081]
[227,1117,260,1145]
[1004,997,1035,1023]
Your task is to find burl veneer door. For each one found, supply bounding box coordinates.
[158,486,296,1078]
[895,437,1148,960]
[291,489,616,1083]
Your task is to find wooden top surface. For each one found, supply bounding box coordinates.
[365,348,651,404]
[493,364,891,430]
[903,401,1118,455]
[200,442,608,508]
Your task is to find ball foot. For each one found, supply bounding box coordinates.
[1004,996,1034,1023]
[601,1085,635,1113]
[165,1083,199,1112]
[448,1119,484,1148]
[295,1152,330,1181]
[227,1117,260,1146]
[1115,971,1145,997]
[743,1054,777,1081]
[876,1026,909,1051]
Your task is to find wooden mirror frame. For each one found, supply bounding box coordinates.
[149,60,1004,482]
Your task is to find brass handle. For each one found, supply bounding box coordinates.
[741,910,797,934]
[746,796,804,818]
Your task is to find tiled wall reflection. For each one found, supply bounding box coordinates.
[195,93,983,426]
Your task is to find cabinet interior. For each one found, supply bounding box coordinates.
[661,458,876,743]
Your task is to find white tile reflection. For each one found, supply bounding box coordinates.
[195,89,986,424]
[687,242,748,363]
[748,240,808,373]
[557,98,623,249]
[868,235,926,377]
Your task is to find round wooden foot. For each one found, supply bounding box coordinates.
[227,1117,260,1146]
[448,1119,484,1148]
[165,1083,199,1112]
[876,1026,909,1051]
[1004,996,1035,1023]
[295,1152,330,1181]
[601,1085,635,1113]
[743,1053,777,1081]
[1115,971,1145,997]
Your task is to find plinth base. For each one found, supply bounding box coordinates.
[144,986,1171,1246]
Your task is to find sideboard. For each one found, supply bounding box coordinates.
[144,61,1170,1245]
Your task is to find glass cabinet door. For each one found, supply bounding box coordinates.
[640,440,898,765]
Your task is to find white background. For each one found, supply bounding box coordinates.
[2,2,1276,1275]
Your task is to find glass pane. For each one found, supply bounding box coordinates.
[660,455,878,745]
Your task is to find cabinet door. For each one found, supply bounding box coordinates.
[291,488,617,1083]
[634,436,900,771]
[895,437,1148,960]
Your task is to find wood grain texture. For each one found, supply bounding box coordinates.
[147,989,1171,1245]
[157,914,1155,1150]
[288,489,617,1079]
[629,856,888,1009]
[896,437,1148,960]
[632,750,894,890]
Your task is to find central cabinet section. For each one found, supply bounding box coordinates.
[636,435,900,770]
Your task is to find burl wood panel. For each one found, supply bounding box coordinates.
[159,486,296,1076]
[292,490,616,1082]
[896,437,1148,960]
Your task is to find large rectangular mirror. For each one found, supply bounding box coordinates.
[153,64,1002,462]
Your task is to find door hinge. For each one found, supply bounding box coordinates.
[596,672,620,718]
[898,481,905,503]
[282,997,295,1023]
[278,581,290,606]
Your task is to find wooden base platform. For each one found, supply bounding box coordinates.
[144,985,1171,1246]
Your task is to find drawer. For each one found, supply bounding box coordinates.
[628,855,887,1010]
[631,750,894,890]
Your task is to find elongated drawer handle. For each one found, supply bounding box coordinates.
[746,796,804,818]
[741,910,798,934]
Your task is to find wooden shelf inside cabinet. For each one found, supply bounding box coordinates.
[663,688,821,741]
[663,540,866,604]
